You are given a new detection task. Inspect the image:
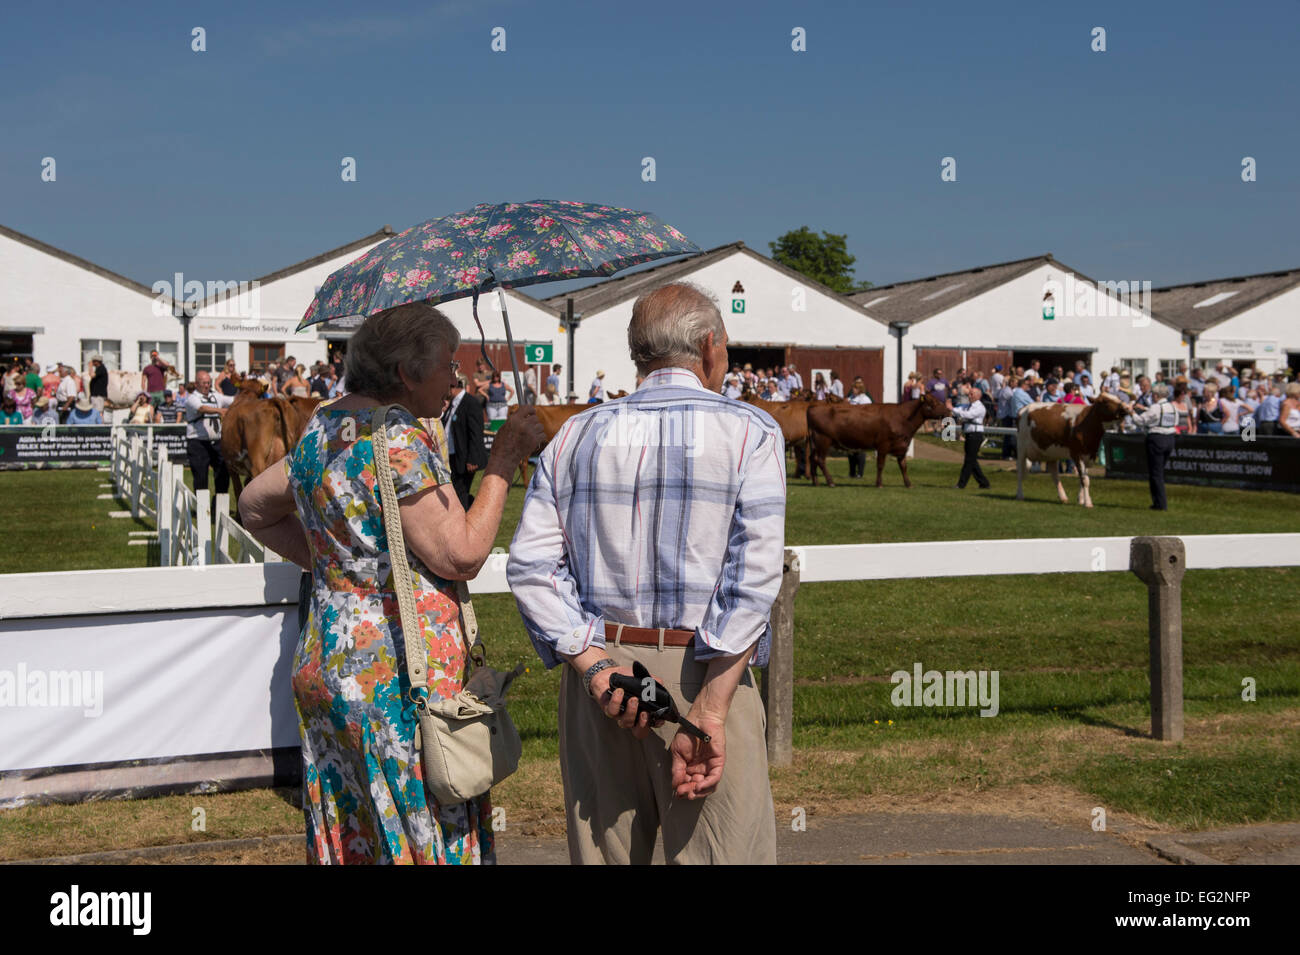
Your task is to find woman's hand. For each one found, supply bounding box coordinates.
[489,406,545,467]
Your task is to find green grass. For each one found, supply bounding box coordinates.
[2,454,1298,836]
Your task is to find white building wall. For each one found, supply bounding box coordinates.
[1,232,176,373]
[560,250,894,398]
[1191,285,1300,372]
[901,264,1186,379]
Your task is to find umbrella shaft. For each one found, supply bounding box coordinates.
[496,288,530,406]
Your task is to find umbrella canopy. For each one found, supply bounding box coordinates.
[297,200,700,331]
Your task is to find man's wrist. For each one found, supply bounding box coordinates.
[582,658,617,697]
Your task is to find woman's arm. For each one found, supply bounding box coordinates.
[399,407,544,580]
[238,458,311,569]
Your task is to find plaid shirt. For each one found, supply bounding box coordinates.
[506,367,787,669]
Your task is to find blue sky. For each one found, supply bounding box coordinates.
[2,0,1298,302]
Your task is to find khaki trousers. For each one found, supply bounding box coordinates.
[558,641,777,865]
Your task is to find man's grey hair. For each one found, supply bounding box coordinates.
[345,301,460,400]
[627,282,725,375]
[1152,382,1171,399]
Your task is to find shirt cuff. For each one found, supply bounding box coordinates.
[533,615,607,668]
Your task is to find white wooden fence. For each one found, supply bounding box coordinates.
[109,427,212,566]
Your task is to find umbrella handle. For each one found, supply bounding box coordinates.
[495,286,530,406]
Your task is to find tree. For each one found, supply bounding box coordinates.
[768,227,872,294]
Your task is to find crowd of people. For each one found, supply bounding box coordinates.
[719,362,874,405]
[904,358,1300,442]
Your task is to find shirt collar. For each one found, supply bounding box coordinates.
[636,367,711,394]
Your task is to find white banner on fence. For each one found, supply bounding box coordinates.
[0,607,299,772]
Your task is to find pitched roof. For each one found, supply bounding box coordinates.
[0,223,157,298]
[1147,267,1300,336]
[538,240,887,325]
[201,224,564,319]
[847,253,1182,333]
[198,225,397,310]
[847,255,1051,325]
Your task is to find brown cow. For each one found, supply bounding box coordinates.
[1015,394,1131,507]
[805,394,949,487]
[506,391,629,484]
[221,388,320,502]
[740,394,817,477]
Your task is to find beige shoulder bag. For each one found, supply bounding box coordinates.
[372,404,523,805]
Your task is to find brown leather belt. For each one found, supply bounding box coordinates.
[604,622,694,648]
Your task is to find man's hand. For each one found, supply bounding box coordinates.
[589,665,666,740]
[670,714,726,799]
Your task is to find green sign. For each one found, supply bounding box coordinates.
[525,343,553,363]
[732,299,745,314]
[1042,305,1055,321]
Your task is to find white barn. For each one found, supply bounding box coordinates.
[0,224,173,374]
[539,241,895,400]
[1148,267,1300,376]
[0,221,565,390]
[197,227,565,391]
[848,254,1187,395]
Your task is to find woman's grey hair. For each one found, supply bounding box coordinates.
[627,282,725,375]
[1152,382,1171,399]
[345,301,460,399]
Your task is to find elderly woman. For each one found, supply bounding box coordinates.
[238,303,543,865]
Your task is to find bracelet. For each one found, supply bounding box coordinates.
[582,658,617,698]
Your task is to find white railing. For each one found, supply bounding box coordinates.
[108,427,223,566]
[214,493,282,564]
[3,534,1298,803]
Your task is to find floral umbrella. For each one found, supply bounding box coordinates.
[298,200,700,401]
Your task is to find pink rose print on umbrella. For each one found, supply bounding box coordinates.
[666,226,685,240]
[532,215,556,230]
[608,229,631,244]
[485,223,513,239]
[382,270,400,284]
[456,267,483,285]
[403,268,432,288]
[327,289,343,307]
[506,250,539,269]
[450,250,464,259]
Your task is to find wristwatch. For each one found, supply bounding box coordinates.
[582,658,618,698]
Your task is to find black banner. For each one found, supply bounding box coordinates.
[1104,432,1300,494]
[0,425,187,470]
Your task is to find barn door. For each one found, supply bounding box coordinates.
[915,348,962,382]
[965,349,1013,379]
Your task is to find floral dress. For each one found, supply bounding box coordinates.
[285,404,495,865]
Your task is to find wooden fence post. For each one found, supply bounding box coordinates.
[762,547,800,768]
[1130,536,1186,742]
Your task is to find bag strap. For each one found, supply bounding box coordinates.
[371,405,484,696]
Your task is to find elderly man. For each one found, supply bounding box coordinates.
[1125,384,1176,510]
[184,370,234,494]
[948,385,991,490]
[507,282,786,865]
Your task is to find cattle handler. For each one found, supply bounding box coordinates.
[1125,382,1177,510]
[948,386,991,490]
